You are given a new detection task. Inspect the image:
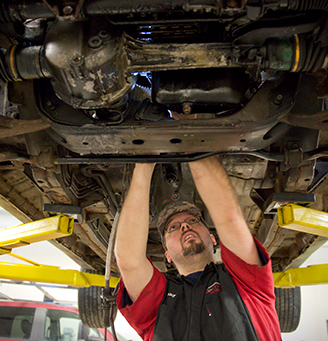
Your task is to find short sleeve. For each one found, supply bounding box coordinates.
[117,264,167,340]
[220,237,275,301]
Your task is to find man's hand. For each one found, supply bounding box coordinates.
[115,163,156,302]
[189,156,262,266]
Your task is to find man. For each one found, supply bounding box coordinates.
[115,156,281,341]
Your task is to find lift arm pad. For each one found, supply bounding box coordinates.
[278,204,328,237]
[0,215,73,253]
[273,264,328,288]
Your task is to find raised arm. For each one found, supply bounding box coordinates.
[188,156,261,266]
[114,163,155,302]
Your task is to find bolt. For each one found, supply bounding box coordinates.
[182,102,193,115]
[88,36,102,48]
[232,46,240,55]
[63,5,74,16]
[274,94,283,106]
[46,100,57,111]
[70,55,84,66]
[99,30,110,41]
[269,172,277,179]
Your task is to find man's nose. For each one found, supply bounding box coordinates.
[180,222,192,233]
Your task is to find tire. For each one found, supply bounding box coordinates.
[275,286,301,333]
[78,268,117,328]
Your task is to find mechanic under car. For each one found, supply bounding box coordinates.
[3,1,328,338]
[114,156,281,341]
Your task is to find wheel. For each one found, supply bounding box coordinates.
[275,286,301,333]
[78,268,117,328]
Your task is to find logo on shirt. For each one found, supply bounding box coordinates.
[167,293,177,298]
[206,282,222,295]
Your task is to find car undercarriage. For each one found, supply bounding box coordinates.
[1,0,328,332]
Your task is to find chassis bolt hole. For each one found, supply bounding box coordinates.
[170,138,182,144]
[132,139,144,145]
[240,139,246,143]
[83,142,89,145]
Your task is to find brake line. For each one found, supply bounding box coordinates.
[102,210,120,341]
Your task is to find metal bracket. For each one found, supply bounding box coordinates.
[0,115,50,139]
[42,0,85,20]
[43,204,84,223]
[282,141,305,168]
[263,193,315,214]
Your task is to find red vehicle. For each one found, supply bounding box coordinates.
[0,301,119,341]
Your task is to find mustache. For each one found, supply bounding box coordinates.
[180,230,201,243]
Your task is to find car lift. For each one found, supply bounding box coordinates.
[0,205,327,289]
[0,215,120,290]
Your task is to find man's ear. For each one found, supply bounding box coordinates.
[165,250,172,263]
[210,234,217,246]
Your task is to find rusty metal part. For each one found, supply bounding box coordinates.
[0,151,29,162]
[124,35,233,73]
[284,72,328,130]
[42,0,85,20]
[286,109,328,131]
[30,166,72,205]
[0,115,50,139]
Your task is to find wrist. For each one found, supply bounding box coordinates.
[133,163,156,179]
[189,156,221,174]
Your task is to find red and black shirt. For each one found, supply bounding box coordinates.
[117,238,281,341]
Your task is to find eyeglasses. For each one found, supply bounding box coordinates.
[164,216,201,234]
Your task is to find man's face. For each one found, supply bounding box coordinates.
[164,212,216,264]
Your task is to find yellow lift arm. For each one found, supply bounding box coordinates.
[273,264,328,288]
[0,255,325,289]
[0,261,120,288]
[277,203,328,237]
[1,209,328,289]
[0,215,74,253]
[0,214,120,288]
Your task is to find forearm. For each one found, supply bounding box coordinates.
[115,163,155,270]
[189,156,243,226]
[189,156,261,265]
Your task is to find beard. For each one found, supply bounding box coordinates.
[182,238,206,257]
